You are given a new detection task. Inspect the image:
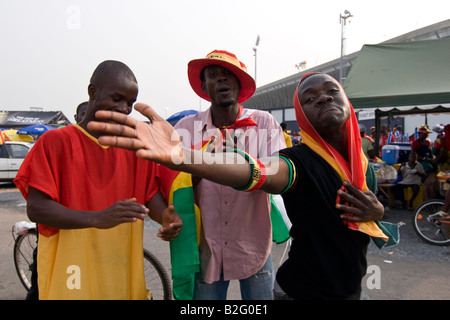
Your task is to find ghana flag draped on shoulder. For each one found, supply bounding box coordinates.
[159,164,200,300]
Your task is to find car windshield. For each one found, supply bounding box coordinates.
[2,143,31,159]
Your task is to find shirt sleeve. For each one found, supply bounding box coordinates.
[14,131,63,202]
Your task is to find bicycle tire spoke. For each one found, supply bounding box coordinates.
[413,200,450,246]
[143,249,172,300]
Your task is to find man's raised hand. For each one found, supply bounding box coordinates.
[87,103,183,165]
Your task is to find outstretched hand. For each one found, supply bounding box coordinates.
[88,103,254,190]
[87,103,183,166]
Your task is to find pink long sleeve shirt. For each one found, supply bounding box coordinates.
[175,107,285,283]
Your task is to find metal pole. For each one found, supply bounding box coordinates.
[340,17,345,83]
[339,11,352,84]
[253,35,260,85]
[254,48,257,84]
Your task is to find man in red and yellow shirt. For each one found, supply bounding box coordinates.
[14,60,182,300]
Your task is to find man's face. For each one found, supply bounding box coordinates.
[298,74,350,135]
[90,77,138,116]
[201,65,240,107]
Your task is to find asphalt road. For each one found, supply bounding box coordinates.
[1,182,449,300]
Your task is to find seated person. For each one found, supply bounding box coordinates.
[411,125,434,179]
[394,151,425,209]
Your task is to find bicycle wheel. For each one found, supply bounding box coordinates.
[413,199,450,246]
[13,229,38,291]
[143,249,172,300]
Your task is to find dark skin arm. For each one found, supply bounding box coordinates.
[27,187,149,229]
[27,187,182,240]
[87,103,384,223]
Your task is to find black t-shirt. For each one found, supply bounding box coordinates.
[276,144,370,299]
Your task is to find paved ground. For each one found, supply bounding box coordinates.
[1,182,449,300]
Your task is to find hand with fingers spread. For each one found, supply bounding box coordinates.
[336,181,384,223]
[87,103,184,165]
[88,105,252,188]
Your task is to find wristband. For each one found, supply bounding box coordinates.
[231,150,265,192]
[278,155,296,194]
[248,159,266,192]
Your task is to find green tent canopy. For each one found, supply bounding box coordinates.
[343,38,450,109]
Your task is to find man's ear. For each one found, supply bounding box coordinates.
[88,84,97,100]
[201,82,208,94]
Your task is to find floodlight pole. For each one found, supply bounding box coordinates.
[253,35,260,85]
[339,10,352,84]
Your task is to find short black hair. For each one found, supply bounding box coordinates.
[90,60,137,86]
[299,72,322,85]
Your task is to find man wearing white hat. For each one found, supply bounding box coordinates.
[172,50,286,299]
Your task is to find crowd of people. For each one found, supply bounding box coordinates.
[353,121,450,209]
[22,49,449,301]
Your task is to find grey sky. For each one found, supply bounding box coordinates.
[1,0,449,122]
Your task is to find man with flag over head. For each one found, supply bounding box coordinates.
[159,50,287,299]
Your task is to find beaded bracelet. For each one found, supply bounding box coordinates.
[231,149,266,192]
[278,155,297,194]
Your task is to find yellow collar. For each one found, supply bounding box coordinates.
[73,124,110,149]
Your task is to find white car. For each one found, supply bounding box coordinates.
[0,141,33,182]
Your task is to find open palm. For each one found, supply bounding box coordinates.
[87,103,183,165]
